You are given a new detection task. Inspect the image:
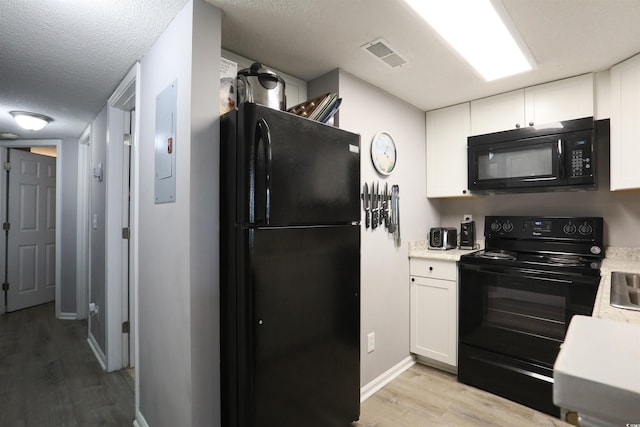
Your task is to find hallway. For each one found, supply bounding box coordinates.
[0,302,134,426]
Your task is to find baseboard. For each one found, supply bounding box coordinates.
[360,355,415,402]
[58,312,77,320]
[133,410,149,427]
[414,354,457,375]
[87,335,107,371]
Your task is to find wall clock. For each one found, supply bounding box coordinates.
[371,131,397,175]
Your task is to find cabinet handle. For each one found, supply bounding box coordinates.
[515,123,521,128]
[429,266,433,271]
[411,277,415,282]
[462,189,467,194]
[529,121,534,127]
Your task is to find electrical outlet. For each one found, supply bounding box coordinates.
[463,214,473,222]
[367,332,375,353]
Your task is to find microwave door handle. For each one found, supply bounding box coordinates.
[557,138,565,179]
[521,177,558,182]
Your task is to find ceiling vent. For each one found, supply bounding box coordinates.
[361,38,408,68]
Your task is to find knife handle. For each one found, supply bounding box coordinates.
[372,209,378,229]
[365,210,370,229]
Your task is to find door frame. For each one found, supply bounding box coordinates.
[104,62,140,372]
[0,139,63,318]
[76,127,91,319]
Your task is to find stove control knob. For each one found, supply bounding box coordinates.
[563,223,577,235]
[502,222,513,232]
[590,246,602,255]
[490,221,502,232]
[579,223,593,235]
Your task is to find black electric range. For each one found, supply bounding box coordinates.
[457,215,604,417]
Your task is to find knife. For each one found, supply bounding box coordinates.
[378,182,383,227]
[391,185,400,246]
[382,182,389,229]
[371,181,378,230]
[363,182,370,229]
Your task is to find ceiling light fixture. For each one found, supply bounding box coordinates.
[9,111,53,131]
[403,0,534,81]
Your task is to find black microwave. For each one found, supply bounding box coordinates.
[467,117,596,194]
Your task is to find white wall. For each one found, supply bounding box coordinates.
[60,138,78,314]
[137,0,221,425]
[311,69,439,386]
[89,106,108,354]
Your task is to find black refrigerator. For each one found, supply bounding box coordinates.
[220,103,361,427]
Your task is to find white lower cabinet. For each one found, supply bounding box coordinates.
[410,258,457,368]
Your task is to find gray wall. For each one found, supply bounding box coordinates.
[311,69,440,386]
[90,106,108,352]
[137,0,221,425]
[60,138,78,314]
[436,120,640,248]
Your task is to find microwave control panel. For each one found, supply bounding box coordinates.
[570,147,591,178]
[567,132,594,179]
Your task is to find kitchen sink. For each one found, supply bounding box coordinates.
[610,271,640,311]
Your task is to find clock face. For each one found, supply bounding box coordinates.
[371,132,397,175]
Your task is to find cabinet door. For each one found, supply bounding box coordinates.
[410,275,457,367]
[525,74,594,127]
[470,89,525,135]
[610,55,640,190]
[426,103,472,198]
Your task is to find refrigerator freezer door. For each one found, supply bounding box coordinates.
[226,103,361,226]
[233,225,360,427]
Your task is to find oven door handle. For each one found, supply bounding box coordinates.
[460,264,573,284]
[468,353,555,384]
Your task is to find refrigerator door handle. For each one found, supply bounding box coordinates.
[256,118,272,224]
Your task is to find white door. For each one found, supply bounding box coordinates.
[6,149,56,312]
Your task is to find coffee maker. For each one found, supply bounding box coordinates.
[459,220,475,250]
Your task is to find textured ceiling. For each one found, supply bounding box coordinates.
[2,0,640,140]
[211,0,640,111]
[0,0,189,139]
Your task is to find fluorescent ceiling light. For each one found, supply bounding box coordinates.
[404,0,533,81]
[9,111,53,131]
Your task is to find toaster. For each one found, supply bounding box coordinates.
[429,227,457,250]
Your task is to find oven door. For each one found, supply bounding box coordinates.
[458,263,598,367]
[468,135,564,192]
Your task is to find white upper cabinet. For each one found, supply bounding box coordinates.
[610,53,640,191]
[470,89,525,135]
[426,103,472,198]
[524,74,594,126]
[470,74,594,136]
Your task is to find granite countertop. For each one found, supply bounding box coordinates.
[593,247,640,324]
[408,240,482,262]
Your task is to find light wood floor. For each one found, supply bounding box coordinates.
[0,302,135,426]
[2,303,571,426]
[353,362,571,427]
